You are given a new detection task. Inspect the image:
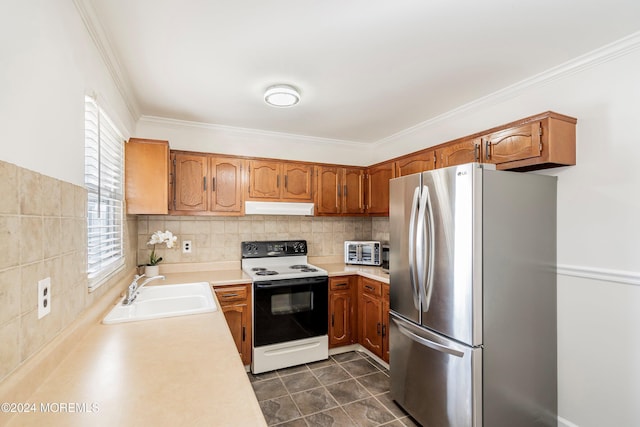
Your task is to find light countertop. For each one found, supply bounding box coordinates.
[2,264,388,426]
[315,263,390,284]
[4,279,266,427]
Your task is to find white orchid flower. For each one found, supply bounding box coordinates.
[146,230,178,265]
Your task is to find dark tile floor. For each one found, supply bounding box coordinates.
[248,351,420,427]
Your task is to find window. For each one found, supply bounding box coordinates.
[84,96,125,290]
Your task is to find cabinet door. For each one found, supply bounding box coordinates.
[282,163,313,201]
[210,157,243,213]
[329,291,352,348]
[125,138,169,214]
[482,122,541,165]
[366,163,394,215]
[173,153,208,211]
[360,292,383,357]
[343,168,365,214]
[436,138,480,169]
[395,151,435,177]
[382,284,390,363]
[220,304,251,365]
[215,284,252,365]
[316,166,341,214]
[248,160,281,199]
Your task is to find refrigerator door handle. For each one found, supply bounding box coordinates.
[417,185,435,312]
[393,318,464,358]
[408,186,421,310]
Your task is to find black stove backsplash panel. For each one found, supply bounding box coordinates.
[241,240,308,258]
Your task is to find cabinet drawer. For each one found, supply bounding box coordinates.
[330,277,351,291]
[361,278,382,296]
[214,285,249,304]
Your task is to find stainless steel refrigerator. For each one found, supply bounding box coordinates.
[389,162,557,427]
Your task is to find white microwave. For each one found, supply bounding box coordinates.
[344,241,382,266]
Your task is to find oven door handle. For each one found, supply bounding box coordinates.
[255,281,316,289]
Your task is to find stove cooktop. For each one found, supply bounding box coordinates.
[241,240,327,281]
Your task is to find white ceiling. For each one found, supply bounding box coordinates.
[88,0,640,144]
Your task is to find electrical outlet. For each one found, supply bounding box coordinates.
[38,277,51,319]
[182,240,192,254]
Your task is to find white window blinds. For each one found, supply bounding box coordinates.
[84,96,125,289]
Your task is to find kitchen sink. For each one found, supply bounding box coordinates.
[103,282,217,324]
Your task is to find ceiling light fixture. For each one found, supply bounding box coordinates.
[264,84,300,107]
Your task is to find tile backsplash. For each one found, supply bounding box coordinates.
[137,215,390,265]
[0,160,137,383]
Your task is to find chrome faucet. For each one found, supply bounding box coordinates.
[123,274,166,305]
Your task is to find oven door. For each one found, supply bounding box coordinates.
[253,276,328,347]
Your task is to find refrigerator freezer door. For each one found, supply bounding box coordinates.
[419,163,483,346]
[390,313,482,427]
[389,172,421,324]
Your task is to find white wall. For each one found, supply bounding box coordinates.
[0,0,135,186]
[135,117,377,166]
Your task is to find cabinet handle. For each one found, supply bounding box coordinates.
[377,322,381,336]
[382,323,387,337]
[335,283,347,288]
[222,293,238,298]
[212,177,216,192]
[242,326,246,341]
[365,285,375,292]
[331,313,335,327]
[485,139,491,160]
[284,175,288,189]
[203,176,207,191]
[474,144,479,161]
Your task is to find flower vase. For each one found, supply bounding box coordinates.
[145,265,160,277]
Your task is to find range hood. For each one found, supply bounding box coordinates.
[245,201,315,216]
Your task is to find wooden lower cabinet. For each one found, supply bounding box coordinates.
[213,284,252,365]
[328,276,356,348]
[382,283,390,363]
[358,277,390,362]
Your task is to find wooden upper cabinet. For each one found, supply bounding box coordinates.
[482,123,541,165]
[173,153,208,211]
[210,157,243,213]
[366,162,394,216]
[316,166,364,215]
[343,168,365,214]
[316,166,341,215]
[436,138,481,169]
[282,163,314,201]
[248,160,313,202]
[481,112,576,171]
[248,160,281,200]
[171,151,244,215]
[395,150,435,177]
[125,138,170,214]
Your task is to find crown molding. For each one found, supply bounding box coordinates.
[138,115,367,149]
[73,0,140,122]
[374,30,640,148]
